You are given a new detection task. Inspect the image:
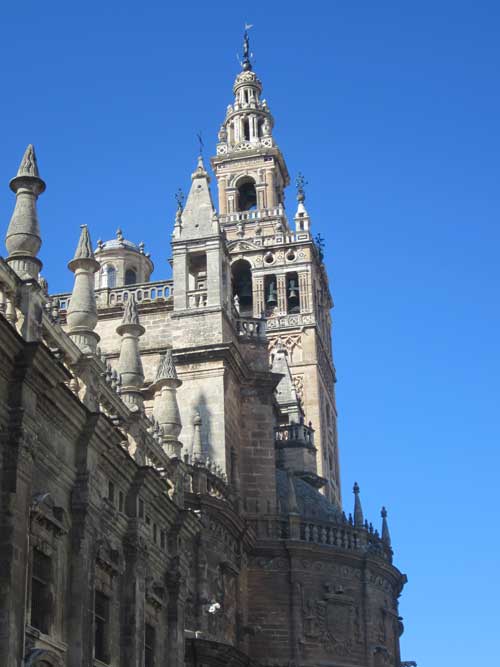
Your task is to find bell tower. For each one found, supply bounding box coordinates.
[212,30,290,233]
[211,31,341,504]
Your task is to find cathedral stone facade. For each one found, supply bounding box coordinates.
[0,35,411,667]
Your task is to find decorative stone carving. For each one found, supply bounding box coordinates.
[302,583,356,656]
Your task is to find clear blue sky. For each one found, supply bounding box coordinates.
[1,2,498,664]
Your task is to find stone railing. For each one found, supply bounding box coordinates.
[219,206,285,225]
[53,279,174,311]
[187,289,207,309]
[275,422,315,447]
[246,513,393,563]
[184,457,231,503]
[235,316,266,340]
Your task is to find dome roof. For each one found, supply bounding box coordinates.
[276,469,341,522]
[95,228,144,255]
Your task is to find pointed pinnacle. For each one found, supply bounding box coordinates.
[73,225,95,261]
[122,294,140,326]
[353,482,364,527]
[381,506,391,547]
[153,348,179,383]
[192,155,209,181]
[17,144,40,178]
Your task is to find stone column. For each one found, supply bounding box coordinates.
[218,177,227,215]
[172,246,188,311]
[5,144,45,281]
[206,243,222,308]
[252,275,264,318]
[298,271,311,312]
[120,533,147,665]
[265,170,275,209]
[276,274,287,315]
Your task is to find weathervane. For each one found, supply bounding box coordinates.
[196,131,204,156]
[296,172,308,202]
[315,233,325,263]
[239,23,254,71]
[175,188,184,211]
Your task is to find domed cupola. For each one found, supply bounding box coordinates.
[94,228,154,289]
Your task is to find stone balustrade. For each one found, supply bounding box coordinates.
[54,279,174,311]
[275,421,315,447]
[187,289,207,309]
[247,512,393,563]
[235,316,266,340]
[219,206,285,224]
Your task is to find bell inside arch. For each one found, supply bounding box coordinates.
[266,281,277,306]
[287,275,300,313]
[288,279,298,300]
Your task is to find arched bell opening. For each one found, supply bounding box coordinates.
[264,275,278,315]
[236,177,257,212]
[231,259,253,316]
[286,272,300,313]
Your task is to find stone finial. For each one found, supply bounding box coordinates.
[193,154,209,181]
[67,225,100,354]
[191,412,203,461]
[295,172,307,203]
[72,224,94,261]
[154,348,178,383]
[381,506,391,547]
[121,293,141,326]
[116,294,145,411]
[353,482,364,527]
[150,349,182,458]
[5,144,46,280]
[241,24,253,72]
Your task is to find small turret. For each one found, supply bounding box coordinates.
[353,482,364,527]
[5,145,46,280]
[191,412,203,461]
[294,172,311,233]
[381,506,391,547]
[150,349,183,458]
[116,295,145,411]
[67,225,100,354]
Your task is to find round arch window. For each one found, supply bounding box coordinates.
[125,268,137,285]
[237,177,257,211]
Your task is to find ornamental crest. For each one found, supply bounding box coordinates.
[303,583,356,656]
